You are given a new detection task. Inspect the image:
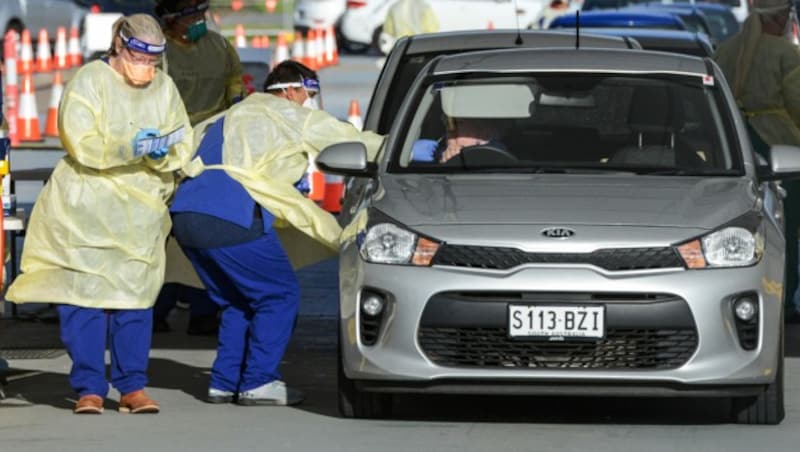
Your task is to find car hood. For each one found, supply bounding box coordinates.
[373,174,757,230]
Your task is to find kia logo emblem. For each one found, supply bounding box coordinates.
[541,227,575,238]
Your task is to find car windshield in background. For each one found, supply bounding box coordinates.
[392,74,742,175]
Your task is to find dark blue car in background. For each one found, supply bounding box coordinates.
[549,10,688,31]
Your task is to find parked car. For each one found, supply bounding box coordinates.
[73,0,157,16]
[294,0,347,34]
[319,44,791,425]
[644,2,740,43]
[339,0,549,53]
[549,10,689,30]
[623,5,715,42]
[555,27,714,57]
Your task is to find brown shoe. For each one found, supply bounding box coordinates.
[74,395,104,414]
[119,390,160,414]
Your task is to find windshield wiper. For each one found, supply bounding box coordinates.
[635,168,739,176]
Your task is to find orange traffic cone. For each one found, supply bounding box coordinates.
[4,30,20,147]
[17,73,42,142]
[324,26,338,66]
[487,20,495,30]
[53,26,68,70]
[273,32,289,68]
[260,35,270,48]
[347,100,363,131]
[68,26,82,67]
[306,157,326,202]
[251,36,261,48]
[45,71,63,138]
[315,28,325,69]
[35,28,52,72]
[304,29,318,70]
[291,31,304,63]
[17,29,34,75]
[231,0,244,11]
[235,24,247,48]
[265,0,278,14]
[322,173,345,213]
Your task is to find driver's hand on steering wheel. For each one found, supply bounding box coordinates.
[439,137,489,163]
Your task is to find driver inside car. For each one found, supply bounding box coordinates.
[411,116,508,163]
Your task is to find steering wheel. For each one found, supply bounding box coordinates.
[442,143,518,167]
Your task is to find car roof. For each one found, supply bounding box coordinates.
[429,47,710,78]
[550,28,713,57]
[403,29,636,55]
[549,10,687,29]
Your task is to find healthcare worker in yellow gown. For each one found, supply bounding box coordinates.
[5,14,193,415]
[379,0,440,55]
[171,61,383,405]
[715,0,800,323]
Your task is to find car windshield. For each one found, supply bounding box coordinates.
[391,73,742,175]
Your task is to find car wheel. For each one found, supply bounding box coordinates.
[337,337,393,418]
[730,325,785,425]
[340,38,370,54]
[372,25,385,55]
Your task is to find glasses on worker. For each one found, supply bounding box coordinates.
[122,46,161,66]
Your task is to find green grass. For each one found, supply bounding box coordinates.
[210,0,296,15]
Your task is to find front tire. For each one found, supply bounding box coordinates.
[731,328,785,424]
[337,337,392,418]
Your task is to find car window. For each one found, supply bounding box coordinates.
[390,74,742,175]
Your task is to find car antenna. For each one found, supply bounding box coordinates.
[575,10,581,49]
[513,0,523,45]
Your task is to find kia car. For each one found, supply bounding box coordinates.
[318,46,796,425]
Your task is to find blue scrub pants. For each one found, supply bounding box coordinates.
[182,230,299,393]
[57,305,152,398]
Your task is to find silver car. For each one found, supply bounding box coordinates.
[318,47,799,424]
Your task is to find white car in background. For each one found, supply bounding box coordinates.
[340,0,548,53]
[1,0,87,36]
[294,0,347,33]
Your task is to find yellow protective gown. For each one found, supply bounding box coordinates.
[165,30,244,125]
[183,93,384,267]
[715,14,800,146]
[383,0,440,40]
[6,60,193,309]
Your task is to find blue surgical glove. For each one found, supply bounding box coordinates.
[411,139,438,162]
[148,146,169,160]
[133,128,160,159]
[294,174,311,194]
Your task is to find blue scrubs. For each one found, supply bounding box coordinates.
[57,305,152,397]
[170,118,300,392]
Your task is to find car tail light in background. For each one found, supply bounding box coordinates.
[90,4,101,14]
[347,0,367,9]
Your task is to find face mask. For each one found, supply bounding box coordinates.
[184,19,207,42]
[302,94,320,110]
[118,57,156,86]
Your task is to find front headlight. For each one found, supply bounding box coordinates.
[359,222,440,266]
[677,225,764,269]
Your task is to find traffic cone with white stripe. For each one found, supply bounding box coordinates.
[235,24,247,48]
[304,29,318,70]
[17,73,42,142]
[315,28,325,69]
[273,32,289,68]
[17,29,34,75]
[68,26,82,67]
[291,31,304,63]
[306,157,326,202]
[322,173,345,213]
[53,26,68,70]
[324,26,338,67]
[45,71,63,138]
[347,99,363,131]
[35,28,52,72]
[4,30,20,147]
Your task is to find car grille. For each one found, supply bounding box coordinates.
[418,327,697,369]
[432,245,684,271]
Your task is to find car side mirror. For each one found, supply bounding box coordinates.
[316,142,376,177]
[759,145,800,181]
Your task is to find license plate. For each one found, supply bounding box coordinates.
[508,305,605,339]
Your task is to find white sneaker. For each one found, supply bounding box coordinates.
[237,380,304,406]
[206,388,235,404]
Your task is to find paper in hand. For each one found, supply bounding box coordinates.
[134,127,186,158]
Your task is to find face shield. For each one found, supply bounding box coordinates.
[265,77,323,110]
[117,31,166,86]
[161,1,210,42]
